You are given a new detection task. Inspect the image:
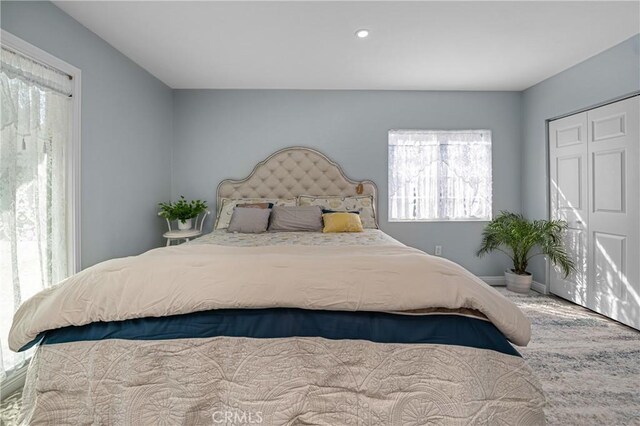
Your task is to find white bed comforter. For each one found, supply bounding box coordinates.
[10,240,530,351]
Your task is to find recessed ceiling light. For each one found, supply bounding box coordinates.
[355,29,370,39]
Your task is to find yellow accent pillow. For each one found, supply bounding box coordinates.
[322,213,364,233]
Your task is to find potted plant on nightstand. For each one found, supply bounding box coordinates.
[159,196,207,230]
[477,211,575,293]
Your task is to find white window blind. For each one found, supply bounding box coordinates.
[388,130,492,221]
[0,45,73,379]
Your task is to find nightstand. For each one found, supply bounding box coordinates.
[160,211,210,246]
[162,228,202,246]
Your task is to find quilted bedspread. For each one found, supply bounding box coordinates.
[21,336,544,425]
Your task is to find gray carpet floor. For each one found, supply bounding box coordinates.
[500,288,640,425]
[1,287,639,425]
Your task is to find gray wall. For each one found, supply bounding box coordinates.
[1,1,174,268]
[522,34,640,285]
[4,1,637,280]
[173,90,522,276]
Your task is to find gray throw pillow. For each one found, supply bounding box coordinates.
[227,207,271,233]
[268,206,323,232]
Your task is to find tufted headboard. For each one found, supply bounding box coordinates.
[216,147,378,226]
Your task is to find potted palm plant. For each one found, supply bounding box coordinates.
[159,196,207,230]
[477,211,575,293]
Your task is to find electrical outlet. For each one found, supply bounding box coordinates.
[435,245,442,256]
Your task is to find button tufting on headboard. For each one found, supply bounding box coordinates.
[216,147,378,226]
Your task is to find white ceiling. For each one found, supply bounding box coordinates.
[53,1,640,91]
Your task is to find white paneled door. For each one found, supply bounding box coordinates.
[587,97,639,329]
[549,113,589,305]
[550,95,640,330]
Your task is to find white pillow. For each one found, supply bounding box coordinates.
[215,198,296,229]
[297,195,377,229]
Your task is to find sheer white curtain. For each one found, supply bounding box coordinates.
[0,46,72,379]
[389,130,492,221]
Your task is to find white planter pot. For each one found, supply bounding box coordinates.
[504,270,533,293]
[178,218,193,231]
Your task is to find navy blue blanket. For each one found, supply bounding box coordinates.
[24,309,519,357]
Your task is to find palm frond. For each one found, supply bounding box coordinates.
[477,211,576,276]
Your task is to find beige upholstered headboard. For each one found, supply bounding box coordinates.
[216,147,378,226]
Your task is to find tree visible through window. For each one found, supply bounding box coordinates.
[388,130,492,221]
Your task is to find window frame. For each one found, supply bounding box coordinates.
[1,29,82,275]
[387,129,493,223]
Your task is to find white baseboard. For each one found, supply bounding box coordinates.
[1,362,28,399]
[480,276,548,295]
[480,276,505,286]
[531,281,548,294]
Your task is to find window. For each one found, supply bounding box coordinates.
[1,32,80,381]
[388,130,492,221]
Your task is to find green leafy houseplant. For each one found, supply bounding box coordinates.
[477,211,576,292]
[159,196,207,224]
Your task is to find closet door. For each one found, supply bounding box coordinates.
[549,112,589,305]
[587,96,640,330]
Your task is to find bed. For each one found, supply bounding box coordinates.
[10,147,545,425]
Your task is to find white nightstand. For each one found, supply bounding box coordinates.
[160,211,210,246]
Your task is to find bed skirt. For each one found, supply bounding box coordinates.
[20,336,545,425]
